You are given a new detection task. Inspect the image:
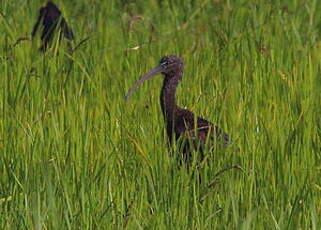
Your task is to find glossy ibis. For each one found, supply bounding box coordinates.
[31,1,74,52]
[126,55,230,159]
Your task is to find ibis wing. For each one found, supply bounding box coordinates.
[178,118,230,146]
[174,109,230,149]
[32,2,74,52]
[196,117,230,146]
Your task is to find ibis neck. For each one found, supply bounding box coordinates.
[160,72,182,126]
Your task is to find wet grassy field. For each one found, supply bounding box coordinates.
[1,0,321,229]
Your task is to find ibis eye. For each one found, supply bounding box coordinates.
[160,61,168,66]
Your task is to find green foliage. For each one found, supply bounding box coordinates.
[1,0,321,229]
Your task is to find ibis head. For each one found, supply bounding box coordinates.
[125,55,183,99]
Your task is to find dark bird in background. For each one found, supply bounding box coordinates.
[126,55,230,160]
[31,1,74,52]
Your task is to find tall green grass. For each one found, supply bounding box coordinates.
[1,0,321,229]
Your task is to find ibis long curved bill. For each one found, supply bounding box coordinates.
[125,65,164,99]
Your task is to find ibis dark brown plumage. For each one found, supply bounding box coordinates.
[31,1,74,52]
[126,55,230,159]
